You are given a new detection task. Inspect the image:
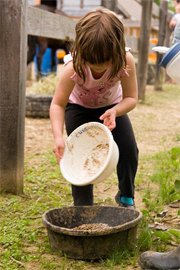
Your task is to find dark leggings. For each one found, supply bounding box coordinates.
[65,103,138,206]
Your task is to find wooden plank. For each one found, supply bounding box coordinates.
[121,18,158,30]
[154,0,168,91]
[27,6,76,40]
[0,0,27,194]
[137,0,153,100]
[57,0,63,10]
[102,0,117,11]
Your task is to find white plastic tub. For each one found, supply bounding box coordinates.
[160,43,180,83]
[60,122,119,186]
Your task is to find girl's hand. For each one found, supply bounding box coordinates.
[53,137,65,163]
[169,19,177,30]
[99,108,116,131]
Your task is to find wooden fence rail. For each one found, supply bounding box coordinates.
[0,0,76,194]
[27,6,75,40]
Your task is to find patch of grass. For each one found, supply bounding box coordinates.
[102,248,137,269]
[0,148,180,270]
[136,210,153,251]
[137,147,180,251]
[139,147,180,212]
[149,147,180,207]
[0,146,179,269]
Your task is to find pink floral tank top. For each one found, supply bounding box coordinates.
[64,53,129,108]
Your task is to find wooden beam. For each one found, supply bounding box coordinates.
[27,6,76,40]
[57,0,64,10]
[154,0,168,91]
[121,18,158,30]
[137,0,153,101]
[0,0,27,194]
[80,0,84,9]
[102,0,117,11]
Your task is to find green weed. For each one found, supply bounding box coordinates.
[151,147,180,205]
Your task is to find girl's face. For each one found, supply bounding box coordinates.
[86,61,111,75]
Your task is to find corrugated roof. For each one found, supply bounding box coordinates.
[117,0,160,20]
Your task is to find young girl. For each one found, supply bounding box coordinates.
[50,8,138,208]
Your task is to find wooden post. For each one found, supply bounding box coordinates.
[101,0,117,11]
[165,12,173,47]
[0,0,27,194]
[154,0,168,91]
[137,0,153,101]
[56,0,63,10]
[80,0,84,9]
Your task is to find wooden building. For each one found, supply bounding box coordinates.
[28,0,162,63]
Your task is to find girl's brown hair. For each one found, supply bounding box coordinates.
[72,8,126,81]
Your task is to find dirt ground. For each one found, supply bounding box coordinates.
[25,85,180,210]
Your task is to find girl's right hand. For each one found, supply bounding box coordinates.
[99,108,116,131]
[53,137,65,163]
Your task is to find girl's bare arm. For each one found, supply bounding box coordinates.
[50,62,75,160]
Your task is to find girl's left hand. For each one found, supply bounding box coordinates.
[99,108,116,131]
